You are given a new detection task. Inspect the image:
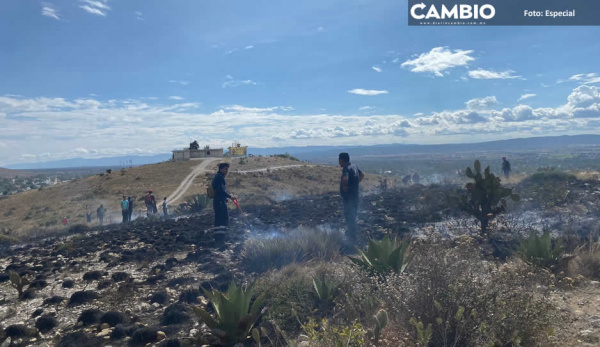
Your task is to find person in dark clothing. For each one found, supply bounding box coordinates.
[145,190,157,217]
[97,204,106,226]
[120,195,129,223]
[339,153,364,244]
[212,163,235,228]
[127,196,134,221]
[86,209,92,223]
[502,157,511,179]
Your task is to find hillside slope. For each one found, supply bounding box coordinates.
[0,157,379,237]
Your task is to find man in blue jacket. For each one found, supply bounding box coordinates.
[212,163,235,228]
[339,153,364,244]
[120,195,129,223]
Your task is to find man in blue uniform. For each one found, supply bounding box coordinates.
[212,163,235,228]
[339,153,364,244]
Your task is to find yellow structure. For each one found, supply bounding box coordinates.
[228,142,248,157]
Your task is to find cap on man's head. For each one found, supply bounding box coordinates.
[339,152,350,162]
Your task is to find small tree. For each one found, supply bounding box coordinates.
[459,160,519,235]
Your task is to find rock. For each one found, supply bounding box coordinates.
[149,291,168,305]
[78,309,103,326]
[189,329,198,337]
[298,334,310,342]
[111,272,130,282]
[35,315,58,333]
[140,303,151,312]
[157,331,166,341]
[68,291,99,306]
[100,311,128,327]
[110,324,127,340]
[83,270,104,281]
[160,303,190,325]
[62,279,75,288]
[100,323,110,330]
[43,296,66,305]
[591,319,600,329]
[58,332,104,347]
[131,327,160,345]
[97,279,113,290]
[152,303,161,309]
[96,329,111,337]
[5,325,37,338]
[298,342,310,347]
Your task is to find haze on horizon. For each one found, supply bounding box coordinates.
[1,0,600,166]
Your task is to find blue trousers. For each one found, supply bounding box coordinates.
[214,199,229,227]
[343,198,358,242]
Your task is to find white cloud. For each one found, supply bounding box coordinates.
[569,73,600,85]
[222,79,257,88]
[169,96,184,101]
[245,45,254,50]
[42,3,60,20]
[567,85,600,108]
[135,11,143,20]
[401,47,475,77]
[466,96,498,110]
[79,0,111,16]
[372,66,382,73]
[348,89,388,96]
[518,93,536,101]
[359,106,375,111]
[169,80,189,86]
[2,85,600,166]
[468,69,521,80]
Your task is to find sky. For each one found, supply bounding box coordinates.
[0,0,600,166]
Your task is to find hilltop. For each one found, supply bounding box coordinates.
[0,156,380,238]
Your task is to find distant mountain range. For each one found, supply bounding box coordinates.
[4,134,599,170]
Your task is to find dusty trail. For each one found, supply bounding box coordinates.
[167,158,220,204]
[167,161,317,204]
[232,164,316,173]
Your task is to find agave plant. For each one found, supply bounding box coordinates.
[313,277,336,302]
[350,235,412,274]
[518,231,564,268]
[194,282,267,344]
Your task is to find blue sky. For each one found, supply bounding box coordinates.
[0,0,599,165]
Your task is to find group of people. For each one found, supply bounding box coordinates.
[119,190,169,223]
[86,155,511,243]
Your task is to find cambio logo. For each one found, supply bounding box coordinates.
[410,2,496,20]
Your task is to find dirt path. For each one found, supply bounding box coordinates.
[167,161,317,204]
[167,158,220,204]
[233,164,316,173]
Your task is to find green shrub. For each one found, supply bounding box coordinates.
[194,282,266,344]
[380,237,557,346]
[349,235,412,275]
[302,318,366,347]
[241,228,343,273]
[518,231,564,269]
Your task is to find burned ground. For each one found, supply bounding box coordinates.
[0,174,599,345]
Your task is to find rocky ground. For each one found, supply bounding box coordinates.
[1,182,600,346]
